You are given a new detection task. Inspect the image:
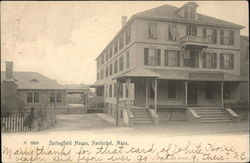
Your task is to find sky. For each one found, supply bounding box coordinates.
[1,1,249,85]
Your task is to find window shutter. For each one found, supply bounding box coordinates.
[220,53,224,69]
[202,53,206,68]
[144,48,149,65]
[157,49,161,65]
[220,30,224,44]
[212,29,217,44]
[213,53,217,68]
[164,50,168,66]
[230,54,234,69]
[177,51,180,66]
[230,30,234,45]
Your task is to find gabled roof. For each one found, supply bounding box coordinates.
[135,4,244,29]
[1,71,65,90]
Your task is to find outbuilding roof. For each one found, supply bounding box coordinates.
[1,71,65,90]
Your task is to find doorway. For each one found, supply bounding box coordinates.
[188,82,198,106]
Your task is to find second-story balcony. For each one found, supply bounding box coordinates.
[180,35,209,48]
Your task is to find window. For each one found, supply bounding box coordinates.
[144,48,161,66]
[148,23,158,39]
[119,35,124,50]
[205,83,213,99]
[119,56,124,72]
[27,92,33,103]
[223,83,230,99]
[27,92,39,103]
[168,24,177,41]
[184,7,188,19]
[101,55,104,65]
[220,53,234,69]
[34,92,39,103]
[168,81,176,99]
[97,60,99,68]
[105,51,108,61]
[114,60,118,73]
[186,24,197,36]
[203,28,217,44]
[109,64,113,76]
[114,84,117,97]
[202,53,217,68]
[109,85,112,98]
[101,70,104,79]
[126,52,130,69]
[119,84,123,98]
[189,6,195,19]
[125,27,131,45]
[105,66,108,77]
[220,30,234,45]
[50,92,56,103]
[183,52,190,67]
[109,45,113,58]
[114,40,118,54]
[56,92,62,103]
[164,50,180,66]
[97,72,99,81]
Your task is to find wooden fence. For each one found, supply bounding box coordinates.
[1,116,31,132]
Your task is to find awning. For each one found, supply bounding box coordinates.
[89,84,104,88]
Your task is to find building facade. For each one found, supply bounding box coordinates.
[94,2,247,125]
[1,62,89,115]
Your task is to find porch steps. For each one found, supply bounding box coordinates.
[131,107,154,125]
[191,107,234,123]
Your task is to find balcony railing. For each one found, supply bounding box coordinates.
[180,35,209,45]
[149,100,186,108]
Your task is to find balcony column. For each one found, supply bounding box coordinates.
[221,82,224,108]
[65,90,68,113]
[146,79,149,108]
[185,81,188,107]
[154,78,158,124]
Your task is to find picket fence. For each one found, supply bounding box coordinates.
[1,116,30,132]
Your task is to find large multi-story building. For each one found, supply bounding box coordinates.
[94,2,247,125]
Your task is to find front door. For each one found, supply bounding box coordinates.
[188,83,197,106]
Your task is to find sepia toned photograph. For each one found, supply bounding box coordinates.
[1,1,249,162]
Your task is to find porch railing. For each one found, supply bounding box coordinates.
[149,100,186,108]
[224,100,248,108]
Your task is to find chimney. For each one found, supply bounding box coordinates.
[6,61,13,79]
[121,16,127,27]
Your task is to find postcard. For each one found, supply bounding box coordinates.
[1,1,249,162]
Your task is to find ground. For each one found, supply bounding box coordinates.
[2,114,249,162]
[35,113,249,136]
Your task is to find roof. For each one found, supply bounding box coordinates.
[95,2,244,61]
[112,68,247,82]
[135,4,244,29]
[63,84,89,90]
[241,35,249,41]
[1,71,65,90]
[113,68,161,79]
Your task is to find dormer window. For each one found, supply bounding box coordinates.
[179,2,198,20]
[30,78,39,82]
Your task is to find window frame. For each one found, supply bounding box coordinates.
[144,48,161,66]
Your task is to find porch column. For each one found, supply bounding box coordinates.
[65,90,68,113]
[185,81,188,107]
[116,80,120,126]
[146,79,149,108]
[154,78,158,123]
[221,82,224,108]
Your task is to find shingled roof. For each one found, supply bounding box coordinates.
[1,71,65,90]
[134,4,244,29]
